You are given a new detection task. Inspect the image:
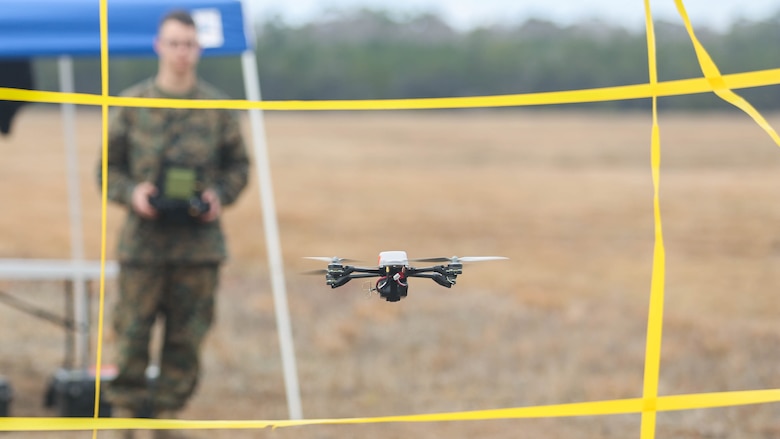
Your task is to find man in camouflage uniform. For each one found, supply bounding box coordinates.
[98,10,249,438]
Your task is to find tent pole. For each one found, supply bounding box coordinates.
[58,56,89,371]
[240,50,303,420]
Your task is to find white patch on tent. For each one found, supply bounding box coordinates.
[192,8,224,49]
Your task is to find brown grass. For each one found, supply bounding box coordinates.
[1,107,779,438]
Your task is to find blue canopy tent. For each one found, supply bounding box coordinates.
[0,0,249,57]
[0,0,302,419]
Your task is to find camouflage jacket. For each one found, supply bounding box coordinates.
[98,78,250,264]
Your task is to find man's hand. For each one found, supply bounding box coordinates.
[131,181,158,220]
[200,189,222,223]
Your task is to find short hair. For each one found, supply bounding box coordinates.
[158,9,196,31]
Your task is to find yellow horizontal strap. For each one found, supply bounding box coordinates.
[1,68,780,111]
[1,389,778,432]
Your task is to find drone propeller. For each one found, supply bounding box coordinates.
[411,256,508,263]
[303,256,358,264]
[302,269,329,275]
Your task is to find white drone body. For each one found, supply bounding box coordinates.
[378,251,409,267]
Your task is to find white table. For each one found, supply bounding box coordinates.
[0,259,118,369]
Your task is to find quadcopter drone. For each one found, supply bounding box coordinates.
[305,251,507,302]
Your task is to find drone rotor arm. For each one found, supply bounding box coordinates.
[349,267,384,275]
[411,272,455,288]
[345,273,383,279]
[326,271,382,288]
[410,257,451,263]
[408,264,460,276]
[405,266,442,275]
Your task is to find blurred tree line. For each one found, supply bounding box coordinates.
[33,9,780,111]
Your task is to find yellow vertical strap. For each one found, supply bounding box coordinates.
[93,0,110,437]
[673,0,780,146]
[641,1,665,439]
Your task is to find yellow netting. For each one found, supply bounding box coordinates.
[0,1,778,438]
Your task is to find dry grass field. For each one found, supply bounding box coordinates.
[1,107,780,438]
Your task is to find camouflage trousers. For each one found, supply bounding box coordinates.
[106,263,219,413]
